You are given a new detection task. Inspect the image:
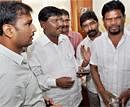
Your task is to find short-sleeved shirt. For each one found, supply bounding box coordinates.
[0,44,45,107]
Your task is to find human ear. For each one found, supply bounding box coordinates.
[40,21,46,29]
[2,24,15,38]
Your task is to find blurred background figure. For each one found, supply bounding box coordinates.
[61,9,83,54]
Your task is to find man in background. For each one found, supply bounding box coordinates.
[61,9,83,53]
[76,10,101,107]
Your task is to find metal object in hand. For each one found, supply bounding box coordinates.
[109,98,119,107]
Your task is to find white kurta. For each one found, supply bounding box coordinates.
[90,30,130,107]
[28,34,82,107]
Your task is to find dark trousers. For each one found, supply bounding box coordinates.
[78,86,90,107]
[78,86,100,107]
[88,90,100,107]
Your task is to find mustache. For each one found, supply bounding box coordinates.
[109,25,120,29]
[87,29,97,36]
[62,25,69,28]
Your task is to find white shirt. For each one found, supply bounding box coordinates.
[28,34,82,107]
[90,30,130,106]
[0,44,45,107]
[76,36,97,93]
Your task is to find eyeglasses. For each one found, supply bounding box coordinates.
[82,20,97,28]
[47,18,63,24]
[62,18,70,23]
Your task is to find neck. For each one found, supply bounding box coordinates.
[0,36,23,54]
[90,31,101,41]
[47,35,59,45]
[108,32,123,48]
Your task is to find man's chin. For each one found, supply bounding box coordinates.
[109,31,120,35]
[25,42,32,47]
[88,31,97,38]
[109,30,121,35]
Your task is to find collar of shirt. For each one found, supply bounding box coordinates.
[80,36,93,46]
[86,36,93,42]
[105,29,128,48]
[105,28,128,39]
[37,34,67,46]
[0,44,24,65]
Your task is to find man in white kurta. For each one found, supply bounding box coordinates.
[28,34,82,107]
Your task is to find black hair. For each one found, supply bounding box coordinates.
[38,6,62,22]
[60,9,69,17]
[102,0,125,19]
[0,1,32,35]
[80,10,98,27]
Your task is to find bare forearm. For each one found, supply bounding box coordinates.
[90,64,105,93]
[81,59,89,67]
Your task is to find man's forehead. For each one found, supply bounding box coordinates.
[83,19,96,24]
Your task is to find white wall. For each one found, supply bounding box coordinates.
[23,0,130,35]
[93,0,130,31]
[22,0,70,39]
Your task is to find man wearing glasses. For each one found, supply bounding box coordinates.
[28,6,82,107]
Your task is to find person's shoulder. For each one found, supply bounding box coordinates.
[124,28,130,40]
[33,34,50,46]
[27,35,47,55]
[126,24,130,31]
[93,32,107,43]
[70,31,81,34]
[59,34,69,39]
[69,31,82,37]
[79,36,89,45]
[124,28,130,35]
[59,34,71,43]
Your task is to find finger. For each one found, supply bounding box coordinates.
[66,80,75,87]
[80,46,84,57]
[87,47,90,52]
[121,98,125,107]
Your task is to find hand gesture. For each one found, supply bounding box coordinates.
[80,45,91,62]
[80,45,91,67]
